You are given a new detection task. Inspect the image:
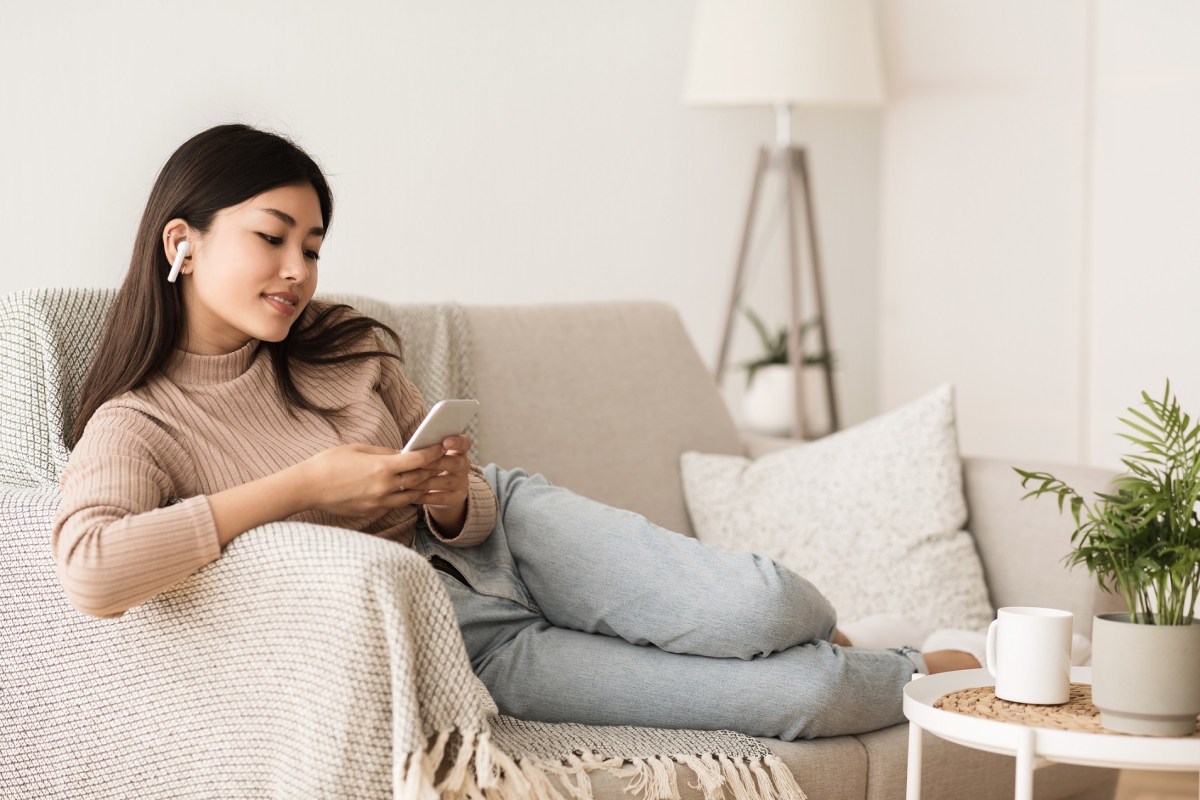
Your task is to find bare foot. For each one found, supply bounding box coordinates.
[923,649,980,674]
[831,628,852,647]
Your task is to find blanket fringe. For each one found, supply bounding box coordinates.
[765,754,807,800]
[720,754,754,800]
[474,730,494,790]
[548,753,598,800]
[674,754,725,800]
[656,755,680,799]
[398,748,439,800]
[442,728,478,794]
[404,727,807,800]
[426,729,451,774]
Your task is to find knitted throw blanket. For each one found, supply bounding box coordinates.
[1,289,806,800]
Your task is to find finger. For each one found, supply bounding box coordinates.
[441,434,472,453]
[380,490,421,509]
[429,453,469,474]
[388,446,446,472]
[386,474,438,498]
[418,475,468,494]
[416,470,466,489]
[392,477,423,495]
[396,468,441,490]
[384,450,441,482]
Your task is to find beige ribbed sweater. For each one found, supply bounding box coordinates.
[52,335,497,618]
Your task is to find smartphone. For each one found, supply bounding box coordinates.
[401,399,480,453]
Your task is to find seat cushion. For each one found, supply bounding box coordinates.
[758,735,869,800]
[576,734,868,800]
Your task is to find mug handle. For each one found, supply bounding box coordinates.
[985,619,999,678]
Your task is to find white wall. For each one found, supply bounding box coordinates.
[880,0,1200,469]
[0,1,883,431]
[16,1,1191,466]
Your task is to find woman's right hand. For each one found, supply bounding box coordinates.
[297,443,445,520]
[209,443,448,547]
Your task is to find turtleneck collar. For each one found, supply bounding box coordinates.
[164,339,263,385]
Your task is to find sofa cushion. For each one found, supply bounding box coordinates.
[572,734,869,800]
[757,735,869,800]
[679,384,994,636]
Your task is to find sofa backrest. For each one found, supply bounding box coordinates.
[468,303,743,537]
[1,289,480,487]
[2,289,742,536]
[962,455,1127,637]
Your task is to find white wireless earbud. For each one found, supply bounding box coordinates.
[167,241,190,283]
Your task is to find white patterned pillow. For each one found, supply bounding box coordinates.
[680,384,993,637]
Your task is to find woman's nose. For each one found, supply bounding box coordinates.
[280,249,311,283]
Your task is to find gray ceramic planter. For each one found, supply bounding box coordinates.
[1090,613,1200,736]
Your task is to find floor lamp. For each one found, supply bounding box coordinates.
[684,0,885,439]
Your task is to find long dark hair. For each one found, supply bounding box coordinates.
[71,124,399,445]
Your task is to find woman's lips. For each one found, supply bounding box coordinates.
[262,293,298,316]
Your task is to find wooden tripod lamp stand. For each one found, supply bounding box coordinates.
[684,0,885,439]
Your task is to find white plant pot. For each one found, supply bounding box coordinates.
[742,364,830,437]
[1090,613,1200,736]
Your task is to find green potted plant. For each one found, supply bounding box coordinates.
[739,308,832,436]
[1015,381,1200,735]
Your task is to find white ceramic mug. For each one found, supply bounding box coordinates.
[985,606,1073,705]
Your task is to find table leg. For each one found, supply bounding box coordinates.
[906,721,923,800]
[1014,728,1036,800]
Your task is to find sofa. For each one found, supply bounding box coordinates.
[1,288,1122,799]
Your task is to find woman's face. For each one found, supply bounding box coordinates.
[174,183,324,355]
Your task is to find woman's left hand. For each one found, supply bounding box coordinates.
[409,434,472,536]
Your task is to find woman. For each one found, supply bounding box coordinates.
[53,124,980,742]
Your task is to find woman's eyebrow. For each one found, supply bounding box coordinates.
[257,207,325,237]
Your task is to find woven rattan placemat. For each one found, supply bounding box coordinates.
[934,683,1200,737]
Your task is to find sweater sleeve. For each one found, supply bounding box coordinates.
[378,352,497,548]
[52,405,222,618]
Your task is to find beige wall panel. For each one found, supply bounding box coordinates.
[880,0,1089,463]
[1088,0,1200,467]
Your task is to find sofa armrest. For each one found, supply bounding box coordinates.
[961,456,1126,638]
[2,488,488,799]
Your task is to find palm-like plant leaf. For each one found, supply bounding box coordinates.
[1014,380,1200,625]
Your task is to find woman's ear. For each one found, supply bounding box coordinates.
[162,219,193,277]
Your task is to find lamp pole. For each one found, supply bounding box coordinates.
[713,105,840,438]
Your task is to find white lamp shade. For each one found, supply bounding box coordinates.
[684,0,885,107]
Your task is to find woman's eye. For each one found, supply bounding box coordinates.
[305,250,321,262]
[258,233,283,245]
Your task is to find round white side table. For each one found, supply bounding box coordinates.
[903,667,1200,800]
